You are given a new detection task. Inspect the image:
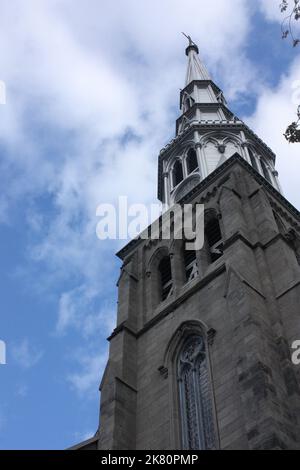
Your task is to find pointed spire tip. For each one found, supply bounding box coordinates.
[183,34,210,85]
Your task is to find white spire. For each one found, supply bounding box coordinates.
[183,34,210,85]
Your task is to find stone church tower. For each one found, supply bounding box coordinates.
[73,39,300,450]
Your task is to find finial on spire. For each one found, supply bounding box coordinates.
[182,32,199,56]
[182,33,210,85]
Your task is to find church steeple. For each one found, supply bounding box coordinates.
[73,35,300,452]
[183,34,211,84]
[157,38,281,207]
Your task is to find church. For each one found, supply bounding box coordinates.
[72,38,300,450]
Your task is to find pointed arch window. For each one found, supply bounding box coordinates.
[260,159,272,184]
[178,335,217,450]
[205,217,223,263]
[183,247,198,283]
[158,256,173,301]
[248,148,259,173]
[186,149,198,174]
[173,160,184,188]
[182,92,195,113]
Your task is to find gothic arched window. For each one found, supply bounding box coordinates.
[182,92,195,113]
[183,247,198,283]
[205,217,223,263]
[249,148,259,173]
[186,149,198,174]
[158,256,173,301]
[260,159,272,184]
[178,335,216,450]
[173,160,184,187]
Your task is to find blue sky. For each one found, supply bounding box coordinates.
[0,0,300,449]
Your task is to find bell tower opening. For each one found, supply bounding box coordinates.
[186,149,198,174]
[173,160,184,187]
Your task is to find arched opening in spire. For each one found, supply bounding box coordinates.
[173,160,184,187]
[158,256,173,301]
[186,149,198,174]
[182,92,195,113]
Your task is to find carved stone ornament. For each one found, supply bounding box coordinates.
[217,144,226,154]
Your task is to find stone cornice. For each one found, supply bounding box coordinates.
[117,153,300,261]
[112,227,300,343]
[175,102,234,134]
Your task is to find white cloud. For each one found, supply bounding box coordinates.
[259,0,300,25]
[73,429,95,443]
[12,339,43,369]
[56,285,116,337]
[258,0,300,45]
[246,55,300,210]
[0,0,258,313]
[67,349,108,396]
[258,0,285,22]
[0,0,267,396]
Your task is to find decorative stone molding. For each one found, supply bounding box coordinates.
[217,144,226,154]
[270,200,300,232]
[284,227,300,246]
[207,328,217,346]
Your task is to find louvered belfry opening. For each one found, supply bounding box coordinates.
[184,247,198,282]
[173,160,184,187]
[182,92,195,112]
[186,148,198,174]
[158,256,173,301]
[205,218,223,263]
